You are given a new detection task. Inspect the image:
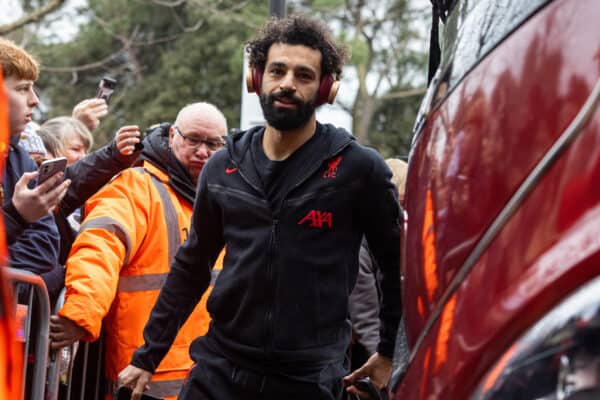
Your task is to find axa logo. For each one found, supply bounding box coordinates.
[323,155,342,178]
[297,210,333,229]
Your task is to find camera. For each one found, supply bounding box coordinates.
[97,77,117,104]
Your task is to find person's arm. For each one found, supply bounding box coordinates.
[345,149,402,394]
[128,161,224,374]
[349,240,382,356]
[3,171,70,245]
[363,155,402,357]
[3,196,29,246]
[52,170,148,344]
[72,98,108,132]
[8,209,60,275]
[7,165,71,275]
[59,126,141,217]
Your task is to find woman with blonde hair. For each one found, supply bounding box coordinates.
[385,158,408,204]
[38,116,142,267]
[38,117,93,165]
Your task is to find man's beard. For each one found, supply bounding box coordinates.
[260,90,316,131]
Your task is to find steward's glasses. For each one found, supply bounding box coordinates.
[174,126,225,151]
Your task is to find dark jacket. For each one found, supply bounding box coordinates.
[55,139,139,265]
[135,123,197,204]
[3,135,60,277]
[132,123,402,376]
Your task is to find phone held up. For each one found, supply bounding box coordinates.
[97,76,117,104]
[133,127,147,152]
[37,157,67,186]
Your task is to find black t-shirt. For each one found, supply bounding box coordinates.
[250,126,324,212]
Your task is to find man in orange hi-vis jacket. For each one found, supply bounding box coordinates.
[49,102,228,400]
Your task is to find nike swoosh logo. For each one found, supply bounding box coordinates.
[225,167,238,174]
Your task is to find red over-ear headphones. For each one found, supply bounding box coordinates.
[245,66,340,106]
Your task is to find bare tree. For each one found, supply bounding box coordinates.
[343,0,428,143]
[0,0,67,35]
[290,0,429,145]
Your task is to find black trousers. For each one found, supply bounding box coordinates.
[178,338,346,400]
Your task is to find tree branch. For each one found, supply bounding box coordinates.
[148,0,186,6]
[42,47,127,72]
[0,0,67,35]
[381,87,427,100]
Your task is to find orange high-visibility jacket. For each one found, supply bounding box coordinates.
[59,160,222,400]
[0,70,23,400]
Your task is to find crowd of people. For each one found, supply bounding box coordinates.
[2,13,406,400]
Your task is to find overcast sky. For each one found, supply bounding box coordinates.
[0,0,23,24]
[0,0,87,41]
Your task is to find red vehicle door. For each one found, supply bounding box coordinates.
[393,0,600,398]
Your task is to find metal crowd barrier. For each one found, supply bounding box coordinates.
[46,287,70,400]
[5,268,104,400]
[6,267,50,400]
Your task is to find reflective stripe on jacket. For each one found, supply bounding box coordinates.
[59,160,222,399]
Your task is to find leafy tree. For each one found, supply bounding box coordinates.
[29,0,268,146]
[9,0,430,156]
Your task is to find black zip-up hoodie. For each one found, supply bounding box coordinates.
[132,123,402,377]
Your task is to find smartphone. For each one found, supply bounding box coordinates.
[133,128,146,152]
[115,386,163,400]
[37,157,67,186]
[97,76,117,104]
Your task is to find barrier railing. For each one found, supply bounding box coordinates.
[6,268,50,400]
[46,288,70,400]
[6,267,109,400]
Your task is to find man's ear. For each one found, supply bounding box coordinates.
[168,126,175,147]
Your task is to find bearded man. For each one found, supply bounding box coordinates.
[119,14,402,400]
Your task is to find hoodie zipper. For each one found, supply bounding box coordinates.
[228,135,353,357]
[263,218,278,358]
[228,157,278,358]
[264,140,353,355]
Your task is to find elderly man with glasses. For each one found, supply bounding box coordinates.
[50,102,228,400]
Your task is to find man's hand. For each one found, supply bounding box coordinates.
[343,352,393,398]
[118,365,153,400]
[49,315,87,350]
[72,98,108,131]
[11,171,70,223]
[114,125,142,155]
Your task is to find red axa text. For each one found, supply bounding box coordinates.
[297,210,333,229]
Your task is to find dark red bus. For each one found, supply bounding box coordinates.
[392,0,600,398]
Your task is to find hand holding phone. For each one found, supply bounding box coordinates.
[97,76,117,104]
[11,168,70,223]
[115,386,163,400]
[37,157,67,186]
[133,128,145,152]
[113,125,143,155]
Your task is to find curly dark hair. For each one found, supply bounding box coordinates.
[246,14,348,78]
